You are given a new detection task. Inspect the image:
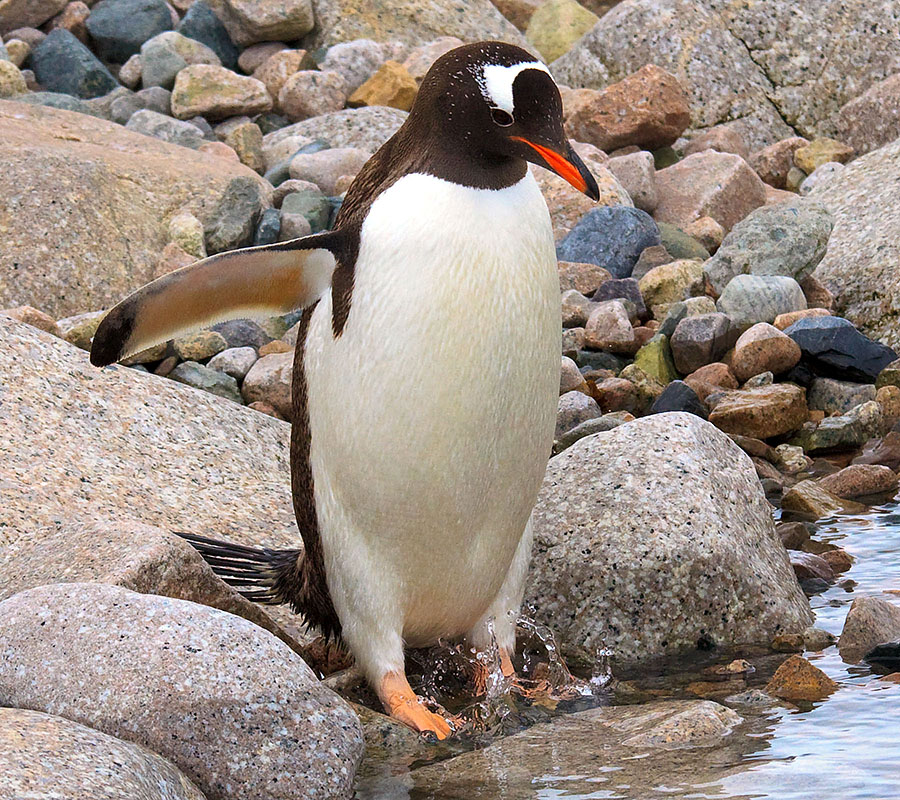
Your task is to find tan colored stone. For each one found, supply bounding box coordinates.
[565,64,690,152]
[0,59,26,97]
[654,150,767,233]
[252,49,313,109]
[216,118,264,173]
[683,216,724,253]
[206,0,314,47]
[773,308,832,330]
[259,339,292,356]
[749,136,809,188]
[46,0,88,42]
[241,351,293,419]
[765,655,838,702]
[876,384,900,429]
[171,65,273,121]
[238,41,288,73]
[0,304,59,336]
[730,322,801,382]
[683,124,749,160]
[557,260,610,294]
[3,37,29,67]
[172,330,228,361]
[794,137,854,174]
[798,274,834,310]
[56,309,105,350]
[279,69,347,122]
[348,60,418,111]
[525,0,599,63]
[583,299,637,354]
[818,464,899,499]
[167,212,206,259]
[708,384,808,440]
[781,480,845,518]
[638,258,703,307]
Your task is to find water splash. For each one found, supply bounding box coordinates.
[590,642,614,694]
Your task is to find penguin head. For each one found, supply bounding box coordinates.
[411,41,600,200]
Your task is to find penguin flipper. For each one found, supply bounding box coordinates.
[90,232,342,367]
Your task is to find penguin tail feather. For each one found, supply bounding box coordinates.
[175,532,342,641]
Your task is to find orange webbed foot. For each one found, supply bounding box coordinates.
[378,671,454,740]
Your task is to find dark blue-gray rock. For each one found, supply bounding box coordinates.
[14,91,101,116]
[170,360,242,403]
[575,349,627,373]
[784,316,898,383]
[657,221,710,261]
[254,207,281,245]
[110,85,171,124]
[86,0,172,63]
[592,277,647,321]
[212,319,272,349]
[864,641,900,671]
[670,313,734,374]
[281,187,330,233]
[30,30,119,99]
[704,199,834,295]
[125,109,205,148]
[807,377,876,414]
[186,114,216,140]
[256,112,290,134]
[205,176,267,253]
[650,380,708,419]
[177,0,238,70]
[556,206,661,278]
[716,275,807,331]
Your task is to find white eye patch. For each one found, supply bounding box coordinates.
[478,61,552,114]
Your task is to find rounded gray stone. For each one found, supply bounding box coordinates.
[716,274,807,331]
[0,583,364,800]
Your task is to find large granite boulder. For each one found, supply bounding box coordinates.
[0,583,363,800]
[0,99,271,318]
[525,412,813,665]
[0,707,205,800]
[551,0,900,150]
[0,318,295,551]
[810,136,900,349]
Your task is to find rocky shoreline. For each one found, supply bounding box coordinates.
[3,0,900,797]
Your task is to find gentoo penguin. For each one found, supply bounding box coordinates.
[91,41,598,739]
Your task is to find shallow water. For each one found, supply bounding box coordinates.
[355,503,900,799]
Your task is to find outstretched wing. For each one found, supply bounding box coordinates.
[90,232,342,367]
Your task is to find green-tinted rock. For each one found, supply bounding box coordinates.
[633,333,678,384]
[172,330,228,361]
[56,310,106,351]
[638,258,704,308]
[0,60,26,97]
[526,0,599,63]
[657,222,710,260]
[793,137,854,174]
[876,359,900,390]
[790,401,884,453]
[169,360,242,403]
[168,212,206,259]
[619,363,665,411]
[281,188,330,232]
[652,146,679,170]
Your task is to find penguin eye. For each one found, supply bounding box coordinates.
[490,107,514,127]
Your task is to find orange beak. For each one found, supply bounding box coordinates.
[510,136,600,200]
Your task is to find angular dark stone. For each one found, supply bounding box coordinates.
[254,208,281,246]
[575,349,628,373]
[669,313,733,374]
[204,177,266,253]
[30,30,119,99]
[86,0,173,63]
[864,641,900,671]
[556,206,660,278]
[784,316,898,383]
[592,277,648,321]
[212,319,272,350]
[255,112,290,135]
[649,380,708,418]
[177,0,238,70]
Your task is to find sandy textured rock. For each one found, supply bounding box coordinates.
[839,595,900,663]
[524,0,598,63]
[0,0,68,32]
[750,136,809,189]
[0,583,363,800]
[833,73,900,156]
[709,384,808,440]
[811,137,900,349]
[171,64,272,120]
[526,413,812,665]
[731,323,801,382]
[263,105,407,154]
[764,655,838,702]
[0,707,205,800]
[0,99,270,318]
[207,0,313,46]
[241,350,294,419]
[780,480,846,518]
[279,69,347,121]
[348,59,417,110]
[304,0,531,51]
[0,318,295,551]
[607,149,657,213]
[818,464,898,499]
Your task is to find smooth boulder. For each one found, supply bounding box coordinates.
[526,413,813,665]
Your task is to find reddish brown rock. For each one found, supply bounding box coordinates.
[820,548,853,574]
[560,355,588,395]
[47,0,89,43]
[197,140,241,162]
[557,260,611,295]
[833,73,900,156]
[683,216,724,253]
[564,64,690,152]
[241,351,293,419]
[839,595,900,664]
[584,300,637,354]
[171,65,273,122]
[798,274,834,310]
[790,551,834,582]
[654,151,767,233]
[730,323,801,383]
[708,384,808,440]
[247,400,286,420]
[776,521,810,550]
[252,49,314,110]
[765,655,838,702]
[781,480,845,518]
[0,305,59,336]
[684,362,737,399]
[773,308,832,330]
[489,0,542,30]
[591,376,638,413]
[818,464,898,499]
[682,124,749,160]
[749,137,809,189]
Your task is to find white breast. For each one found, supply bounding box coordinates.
[304,171,560,642]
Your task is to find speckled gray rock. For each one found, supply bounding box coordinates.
[526,413,813,665]
[170,360,242,403]
[212,318,272,349]
[126,108,206,148]
[0,517,299,650]
[207,345,258,380]
[0,319,295,550]
[555,389,602,439]
[0,583,363,800]
[401,700,754,800]
[811,137,900,349]
[807,377,876,414]
[0,707,206,800]
[717,275,807,331]
[704,199,834,295]
[0,99,270,318]
[263,106,406,156]
[839,595,900,664]
[320,39,392,94]
[111,86,172,124]
[204,175,267,252]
